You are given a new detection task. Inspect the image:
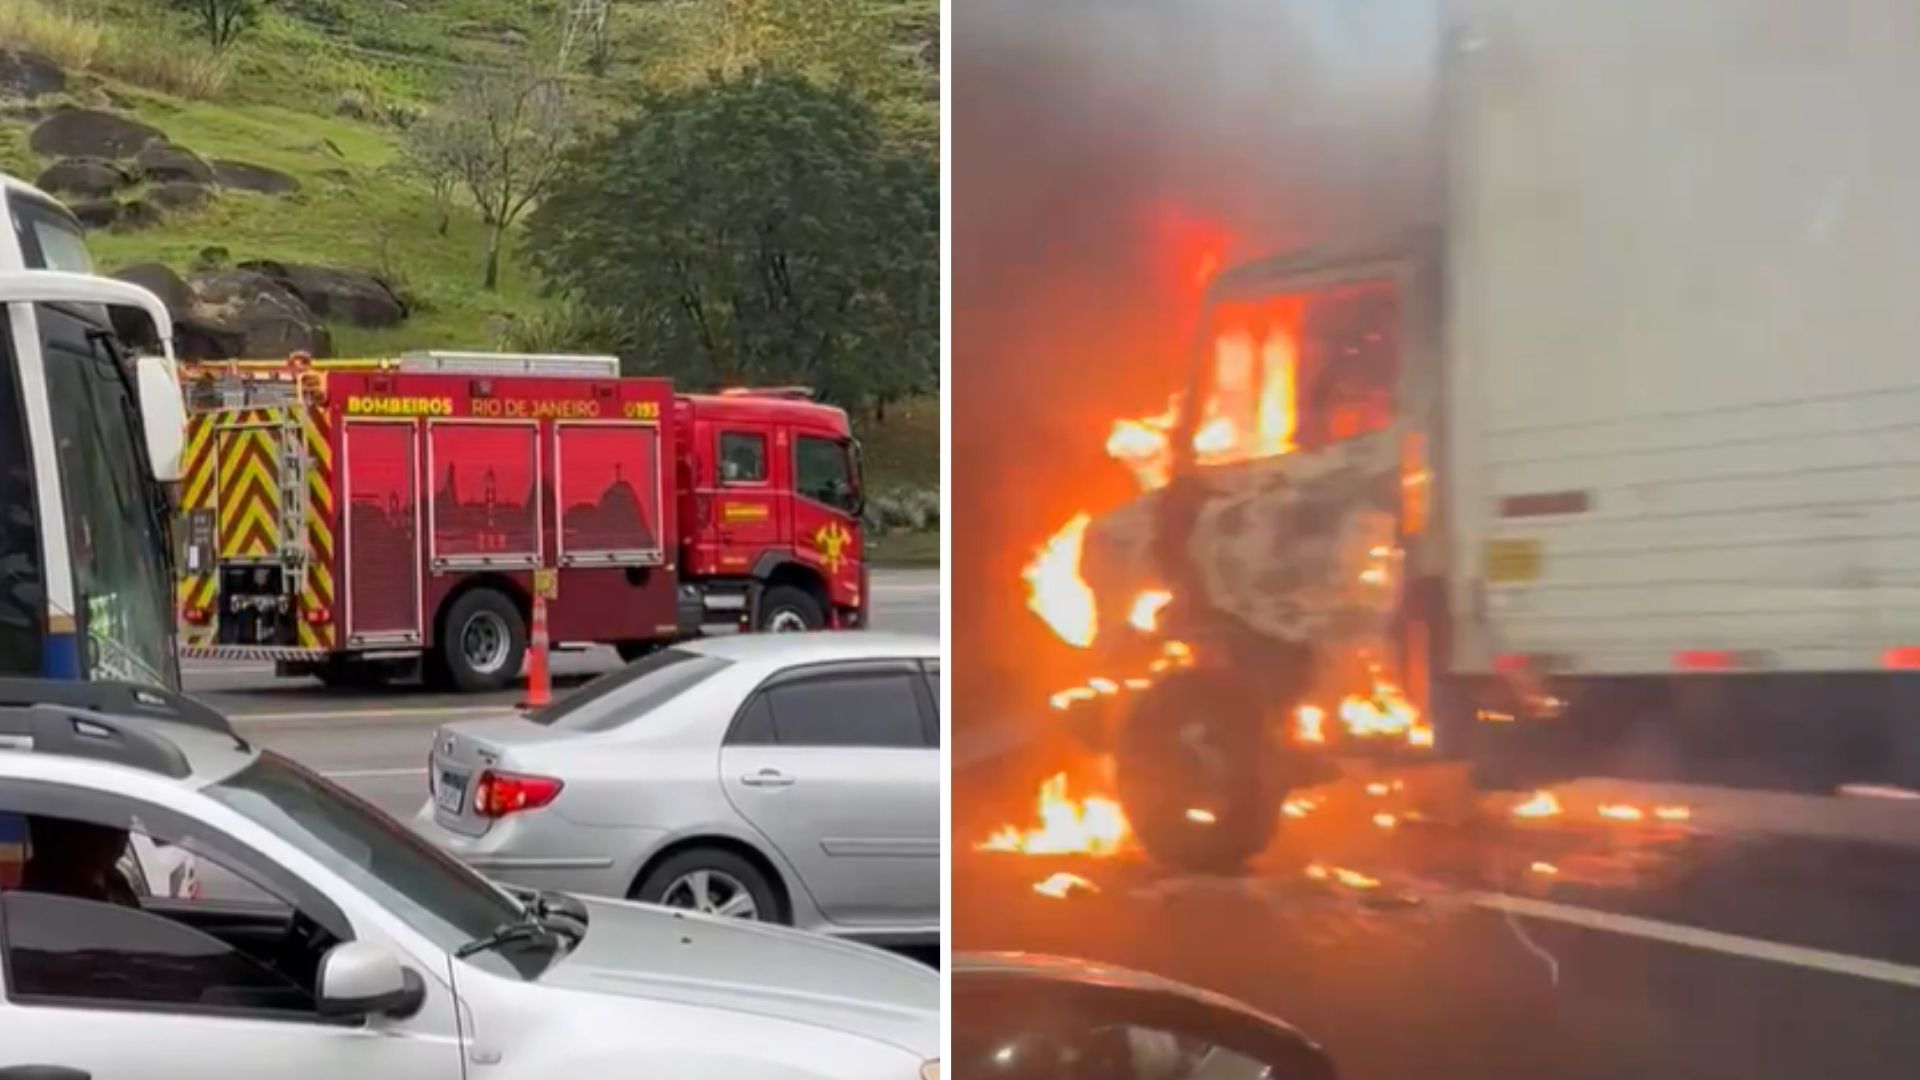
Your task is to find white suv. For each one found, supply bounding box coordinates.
[0,680,938,1080]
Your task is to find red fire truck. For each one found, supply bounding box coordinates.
[175,352,868,690]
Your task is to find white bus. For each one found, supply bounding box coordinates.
[0,172,186,689]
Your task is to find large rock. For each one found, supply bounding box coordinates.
[110,263,192,313]
[35,157,135,199]
[29,108,164,159]
[147,180,213,214]
[186,270,332,359]
[0,50,64,100]
[135,140,213,185]
[115,199,161,232]
[211,159,300,196]
[238,259,407,328]
[66,199,119,231]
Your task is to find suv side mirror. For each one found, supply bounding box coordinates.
[317,941,426,1020]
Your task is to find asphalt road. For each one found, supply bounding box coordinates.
[952,735,1920,1079]
[189,567,941,822]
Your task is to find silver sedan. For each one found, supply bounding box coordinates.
[413,632,941,945]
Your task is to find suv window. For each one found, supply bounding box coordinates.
[795,435,858,514]
[0,793,348,1019]
[531,647,731,733]
[2,892,314,1015]
[719,431,767,483]
[766,671,926,748]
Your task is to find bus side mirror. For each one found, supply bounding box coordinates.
[135,355,185,484]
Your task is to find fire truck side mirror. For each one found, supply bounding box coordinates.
[135,354,187,484]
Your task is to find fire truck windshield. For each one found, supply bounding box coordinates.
[0,301,177,689]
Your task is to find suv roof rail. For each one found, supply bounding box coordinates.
[0,679,237,739]
[0,705,196,779]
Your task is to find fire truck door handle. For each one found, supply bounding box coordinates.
[741,769,795,789]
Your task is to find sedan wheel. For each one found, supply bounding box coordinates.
[661,869,759,919]
[634,847,785,925]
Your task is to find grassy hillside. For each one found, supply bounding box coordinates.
[0,0,938,497]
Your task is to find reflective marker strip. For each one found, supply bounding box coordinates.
[1884,647,1920,670]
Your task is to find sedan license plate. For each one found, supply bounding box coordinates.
[435,768,469,813]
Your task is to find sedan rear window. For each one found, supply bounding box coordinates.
[531,648,731,732]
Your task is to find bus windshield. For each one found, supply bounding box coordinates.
[16,303,177,688]
[44,305,176,687]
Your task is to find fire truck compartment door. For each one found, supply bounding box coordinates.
[343,421,422,642]
[719,663,939,928]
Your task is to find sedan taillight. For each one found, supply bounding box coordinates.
[473,769,564,818]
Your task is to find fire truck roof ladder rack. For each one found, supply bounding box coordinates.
[718,386,815,401]
[395,351,622,378]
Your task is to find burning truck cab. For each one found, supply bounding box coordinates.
[1037,247,1444,873]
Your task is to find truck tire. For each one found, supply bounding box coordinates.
[439,589,526,693]
[757,586,825,633]
[1115,671,1282,875]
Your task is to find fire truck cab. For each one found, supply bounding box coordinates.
[176,352,868,691]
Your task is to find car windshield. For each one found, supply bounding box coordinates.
[205,752,556,979]
[530,647,731,733]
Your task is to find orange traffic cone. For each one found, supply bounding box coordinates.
[521,594,551,711]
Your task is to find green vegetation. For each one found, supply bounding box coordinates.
[0,0,940,498]
[527,71,936,415]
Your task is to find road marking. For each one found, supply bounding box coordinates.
[323,767,429,780]
[1471,892,1920,989]
[232,706,519,726]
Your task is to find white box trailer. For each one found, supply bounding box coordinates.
[1442,0,1920,683]
[1144,0,1920,794]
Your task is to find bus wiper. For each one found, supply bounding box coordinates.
[454,917,563,960]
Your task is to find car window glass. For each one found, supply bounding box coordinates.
[766,672,925,748]
[720,431,768,483]
[727,694,778,745]
[531,648,731,732]
[0,805,341,1018]
[795,435,857,513]
[1,891,317,1015]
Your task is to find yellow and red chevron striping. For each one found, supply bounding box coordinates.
[216,418,284,559]
[299,405,336,650]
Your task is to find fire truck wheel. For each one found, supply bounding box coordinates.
[1114,673,1281,875]
[440,589,527,692]
[758,586,825,633]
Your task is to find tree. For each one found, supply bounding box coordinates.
[423,70,576,290]
[397,112,463,238]
[171,0,264,50]
[652,0,908,100]
[525,71,937,413]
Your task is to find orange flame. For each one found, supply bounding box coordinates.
[1294,704,1327,744]
[1282,797,1319,819]
[1655,805,1692,822]
[1023,514,1097,648]
[1512,791,1564,819]
[1372,812,1398,830]
[978,773,1129,857]
[1531,861,1559,876]
[1033,872,1100,899]
[1306,863,1381,890]
[1128,589,1174,633]
[1597,804,1644,822]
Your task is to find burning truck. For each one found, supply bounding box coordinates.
[1009,0,1920,873]
[1023,257,1444,873]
